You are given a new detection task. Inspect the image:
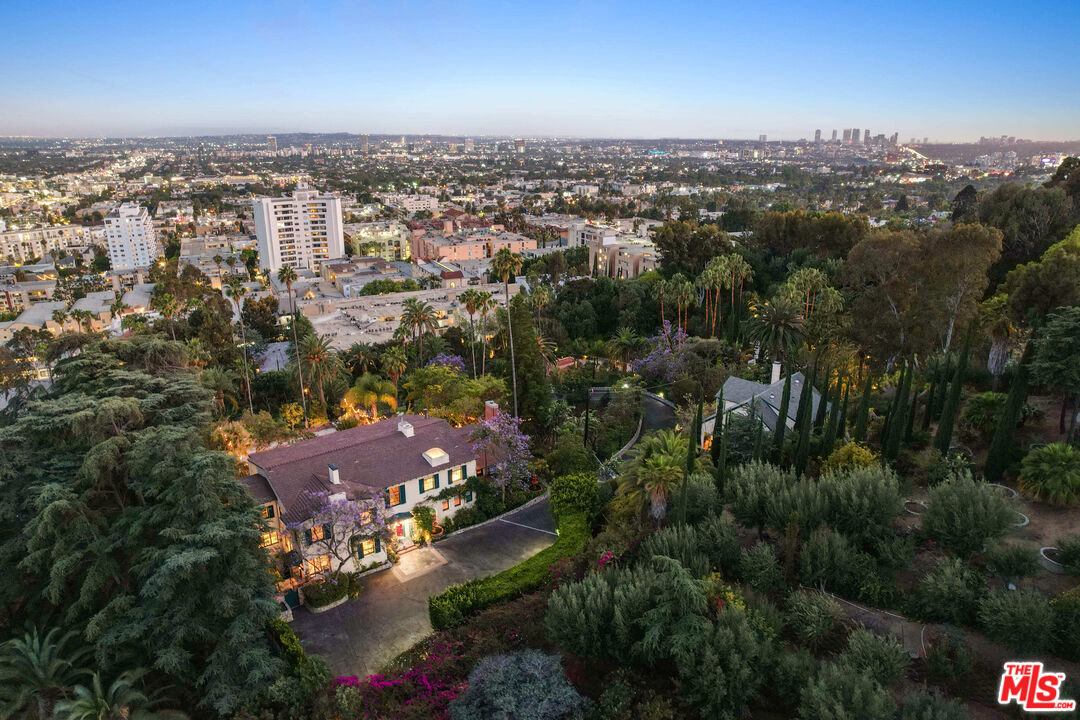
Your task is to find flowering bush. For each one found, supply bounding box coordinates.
[427,354,466,373]
[630,321,689,383]
[470,412,534,496]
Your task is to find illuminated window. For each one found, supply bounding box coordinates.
[359,510,372,525]
[360,538,376,556]
[454,496,462,507]
[451,467,463,483]
[423,475,437,492]
[309,525,325,542]
[259,530,280,548]
[388,486,402,505]
[306,555,331,575]
[441,500,450,511]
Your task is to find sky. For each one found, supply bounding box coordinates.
[2,0,1078,141]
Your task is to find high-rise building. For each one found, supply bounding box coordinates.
[851,128,861,144]
[361,134,370,153]
[252,185,345,272]
[515,139,525,153]
[863,129,871,144]
[842,129,852,143]
[464,137,474,152]
[267,135,277,152]
[890,132,899,146]
[814,129,822,143]
[831,129,838,142]
[104,203,158,270]
[923,137,929,144]
[759,134,767,142]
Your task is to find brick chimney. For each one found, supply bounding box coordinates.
[484,400,499,420]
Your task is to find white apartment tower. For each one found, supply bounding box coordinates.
[104,203,158,270]
[252,185,345,272]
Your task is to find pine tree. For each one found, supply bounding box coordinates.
[852,370,874,442]
[985,344,1032,482]
[935,341,969,455]
[773,371,792,462]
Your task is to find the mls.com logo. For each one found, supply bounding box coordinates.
[998,662,1076,712]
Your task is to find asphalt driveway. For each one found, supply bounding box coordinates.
[290,496,557,677]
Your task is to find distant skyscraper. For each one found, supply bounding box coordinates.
[842,129,852,143]
[267,135,277,152]
[252,186,344,273]
[464,138,474,152]
[890,132,899,146]
[831,129,838,142]
[814,129,822,143]
[863,129,870,144]
[759,134,767,142]
[851,128,860,144]
[923,137,929,144]
[361,134,369,153]
[515,139,525,153]
[104,203,158,270]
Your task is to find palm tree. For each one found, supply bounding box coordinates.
[669,273,694,333]
[344,373,397,420]
[401,298,438,365]
[294,334,345,411]
[607,327,643,371]
[56,670,186,720]
[745,297,805,365]
[70,309,94,335]
[381,345,408,396]
[344,342,374,377]
[460,288,482,379]
[200,367,238,417]
[0,627,90,720]
[492,247,524,416]
[529,284,553,327]
[277,266,308,425]
[225,278,254,413]
[109,299,128,320]
[153,293,180,341]
[617,430,689,522]
[477,291,495,376]
[51,309,68,333]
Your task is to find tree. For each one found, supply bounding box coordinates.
[401,298,438,366]
[1019,443,1080,506]
[448,652,584,720]
[773,371,792,460]
[55,669,185,720]
[492,248,524,416]
[0,628,90,720]
[225,279,253,413]
[291,334,346,412]
[979,184,1073,276]
[652,221,730,275]
[277,266,307,426]
[459,288,482,378]
[934,342,968,455]
[285,489,388,574]
[745,298,805,366]
[151,293,180,341]
[1030,307,1080,441]
[926,224,1002,352]
[923,475,1015,557]
[1001,226,1080,322]
[381,345,408,397]
[343,374,397,420]
[951,184,978,223]
[607,327,643,371]
[470,410,533,503]
[985,343,1031,482]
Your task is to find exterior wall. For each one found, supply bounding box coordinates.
[104,204,158,270]
[253,188,345,273]
[0,225,101,263]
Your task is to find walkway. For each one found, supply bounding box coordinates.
[290,497,556,678]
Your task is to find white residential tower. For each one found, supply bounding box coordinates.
[104,203,158,270]
[252,186,345,272]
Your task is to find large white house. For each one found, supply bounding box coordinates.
[252,185,345,273]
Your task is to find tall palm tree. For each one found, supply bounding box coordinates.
[153,293,180,341]
[745,297,805,365]
[529,284,553,327]
[477,291,495,376]
[70,309,93,335]
[617,429,690,522]
[607,327,643,371]
[460,288,482,378]
[51,309,68,333]
[199,367,238,417]
[401,298,438,365]
[109,299,128,320]
[344,342,374,377]
[277,265,307,425]
[0,627,90,720]
[225,278,254,413]
[381,345,408,397]
[294,334,345,411]
[492,248,524,416]
[344,373,398,420]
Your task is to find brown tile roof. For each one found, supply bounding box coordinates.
[240,473,276,503]
[247,415,477,523]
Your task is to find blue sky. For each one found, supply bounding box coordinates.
[3,0,1078,140]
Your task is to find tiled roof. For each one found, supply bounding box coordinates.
[240,473,276,503]
[247,414,477,523]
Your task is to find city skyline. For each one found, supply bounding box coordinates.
[3,0,1079,141]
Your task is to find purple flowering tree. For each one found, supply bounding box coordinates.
[285,489,390,577]
[427,353,466,373]
[631,321,689,383]
[470,412,534,501]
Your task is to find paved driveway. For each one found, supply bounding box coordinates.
[290,497,556,677]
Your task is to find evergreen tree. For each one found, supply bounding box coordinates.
[904,374,919,442]
[852,370,874,442]
[508,295,552,434]
[922,375,937,431]
[985,344,1032,482]
[773,371,792,461]
[678,400,703,525]
[710,388,724,468]
[935,341,970,454]
[794,364,816,475]
[822,377,844,455]
[837,379,850,440]
[814,368,830,429]
[884,360,910,462]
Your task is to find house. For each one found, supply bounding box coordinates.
[243,414,481,592]
[701,364,825,443]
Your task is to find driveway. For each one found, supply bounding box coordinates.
[290,497,556,678]
[642,392,677,432]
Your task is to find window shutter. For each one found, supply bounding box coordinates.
[418,477,425,495]
[384,491,391,509]
[303,528,312,546]
[465,491,473,502]
[323,524,332,541]
[354,537,364,559]
[399,484,406,504]
[374,536,381,553]
[461,464,467,481]
[434,473,440,489]
[266,504,276,519]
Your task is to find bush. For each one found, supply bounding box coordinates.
[1051,586,1080,661]
[785,590,839,649]
[429,513,590,629]
[798,662,895,720]
[986,544,1038,581]
[836,628,908,687]
[898,690,967,720]
[912,558,984,625]
[1019,443,1080,506]
[740,543,784,596]
[681,472,721,523]
[978,588,1054,654]
[550,472,599,521]
[727,461,795,531]
[444,506,483,533]
[798,528,876,597]
[301,573,349,607]
[821,441,879,475]
[267,617,332,713]
[770,647,817,707]
[922,474,1014,557]
[960,392,1008,440]
[925,628,972,681]
[675,606,766,720]
[1057,535,1080,574]
[767,465,904,542]
[638,514,740,578]
[448,651,584,720]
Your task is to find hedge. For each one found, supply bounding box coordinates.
[428,512,590,630]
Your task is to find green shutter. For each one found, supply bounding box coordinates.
[323,524,332,541]
[418,477,425,495]
[461,464,467,481]
[465,491,473,502]
[265,504,275,519]
[303,528,312,546]
[399,484,406,505]
[434,472,440,489]
[355,536,364,559]
[374,536,381,553]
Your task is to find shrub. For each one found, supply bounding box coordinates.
[1019,443,1080,506]
[785,590,839,649]
[675,606,766,720]
[412,504,436,545]
[301,573,349,608]
[596,670,634,718]
[639,514,740,578]
[740,543,784,596]
[798,662,895,720]
[549,473,599,521]
[267,617,332,713]
[727,461,794,531]
[960,391,1008,439]
[1057,535,1080,574]
[928,449,975,486]
[429,513,590,630]
[898,690,967,720]
[681,472,721,523]
[821,441,879,475]
[798,528,875,596]
[922,474,1014,557]
[770,647,817,707]
[912,558,984,625]
[766,465,903,541]
[925,628,972,681]
[836,628,908,687]
[986,544,1038,581]
[448,651,584,720]
[978,588,1054,654]
[444,506,483,533]
[1051,586,1080,661]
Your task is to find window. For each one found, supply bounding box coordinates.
[359,510,372,525]
[309,525,325,542]
[454,496,462,507]
[261,504,275,519]
[451,466,463,483]
[388,486,403,505]
[259,530,280,548]
[359,538,375,557]
[306,555,331,576]
[422,475,437,492]
[441,500,450,511]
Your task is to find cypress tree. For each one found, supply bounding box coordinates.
[794,364,816,475]
[814,366,830,429]
[773,371,792,461]
[837,379,850,440]
[710,388,724,468]
[752,408,764,462]
[985,343,1032,482]
[884,360,911,462]
[852,369,874,442]
[718,411,731,493]
[822,376,844,456]
[921,375,937,430]
[935,341,969,455]
[904,373,919,442]
[678,399,703,525]
[932,354,954,420]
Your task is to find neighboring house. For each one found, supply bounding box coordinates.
[243,414,480,593]
[701,369,824,443]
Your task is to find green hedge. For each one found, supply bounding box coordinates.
[428,513,590,630]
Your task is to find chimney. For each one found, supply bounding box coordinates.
[442,219,454,233]
[771,360,782,384]
[328,463,340,484]
[398,418,414,437]
[484,400,499,420]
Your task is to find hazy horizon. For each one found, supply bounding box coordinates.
[5,0,1078,142]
